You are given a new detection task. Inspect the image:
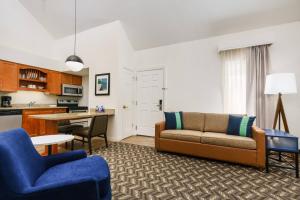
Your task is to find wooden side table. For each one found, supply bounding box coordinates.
[265,129,299,178]
[31,134,75,155]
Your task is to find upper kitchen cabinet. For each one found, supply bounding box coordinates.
[72,75,82,85]
[18,65,48,92]
[0,59,83,95]
[61,73,82,86]
[61,73,73,85]
[0,60,18,92]
[47,71,62,95]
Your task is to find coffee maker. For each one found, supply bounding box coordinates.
[1,96,12,107]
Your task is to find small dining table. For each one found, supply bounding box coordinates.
[31,134,75,155]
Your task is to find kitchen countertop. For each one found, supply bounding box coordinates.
[0,105,67,110]
[29,109,115,121]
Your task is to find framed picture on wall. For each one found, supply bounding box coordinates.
[95,73,110,96]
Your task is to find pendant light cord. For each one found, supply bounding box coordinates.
[74,0,77,55]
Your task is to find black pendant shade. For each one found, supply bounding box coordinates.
[65,55,84,64]
[65,55,84,72]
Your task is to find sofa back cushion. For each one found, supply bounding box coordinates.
[204,113,229,133]
[182,112,205,131]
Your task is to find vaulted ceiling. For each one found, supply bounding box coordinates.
[19,0,300,50]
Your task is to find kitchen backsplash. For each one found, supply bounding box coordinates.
[0,91,58,105]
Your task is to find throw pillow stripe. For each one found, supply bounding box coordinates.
[239,116,250,137]
[175,112,182,129]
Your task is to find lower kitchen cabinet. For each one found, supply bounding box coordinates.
[22,108,66,136]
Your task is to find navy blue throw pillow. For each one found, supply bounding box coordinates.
[164,112,183,130]
[227,115,256,137]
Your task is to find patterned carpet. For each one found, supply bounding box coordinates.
[94,142,300,200]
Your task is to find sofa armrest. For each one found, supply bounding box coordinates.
[155,121,165,150]
[252,126,266,168]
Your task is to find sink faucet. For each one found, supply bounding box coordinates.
[28,101,36,107]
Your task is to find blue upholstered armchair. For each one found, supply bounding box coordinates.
[0,128,111,200]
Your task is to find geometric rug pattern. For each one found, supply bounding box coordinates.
[94,143,300,200]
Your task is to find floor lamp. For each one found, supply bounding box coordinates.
[264,73,297,133]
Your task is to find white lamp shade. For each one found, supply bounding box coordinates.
[264,73,297,94]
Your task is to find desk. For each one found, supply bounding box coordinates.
[29,109,115,154]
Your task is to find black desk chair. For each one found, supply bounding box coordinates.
[58,120,84,149]
[72,115,108,154]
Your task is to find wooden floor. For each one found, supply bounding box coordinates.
[36,135,155,154]
[121,135,154,147]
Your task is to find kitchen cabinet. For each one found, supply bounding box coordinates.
[61,73,82,86]
[0,59,83,95]
[22,108,67,136]
[47,71,62,95]
[0,60,18,92]
[72,75,82,85]
[61,73,73,85]
[18,65,48,92]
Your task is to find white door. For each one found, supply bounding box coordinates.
[121,68,135,139]
[137,69,164,136]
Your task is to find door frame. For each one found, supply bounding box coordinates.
[135,67,166,136]
[120,67,136,139]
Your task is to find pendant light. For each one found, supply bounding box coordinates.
[65,0,84,72]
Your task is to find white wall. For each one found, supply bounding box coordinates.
[54,22,120,108]
[135,35,224,113]
[0,0,64,70]
[135,21,300,140]
[54,21,132,141]
[79,75,89,106]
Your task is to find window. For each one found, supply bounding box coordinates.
[220,48,247,114]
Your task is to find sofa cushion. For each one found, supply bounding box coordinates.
[201,132,256,150]
[204,113,229,133]
[161,130,204,142]
[227,115,256,137]
[182,112,205,131]
[164,112,184,130]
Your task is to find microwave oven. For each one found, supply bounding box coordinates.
[62,84,83,97]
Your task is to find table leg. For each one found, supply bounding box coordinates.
[296,152,299,178]
[266,149,269,173]
[265,136,269,173]
[279,152,282,162]
[47,145,52,155]
[42,120,59,155]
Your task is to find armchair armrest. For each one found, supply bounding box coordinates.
[252,126,266,168]
[155,121,165,150]
[43,150,87,168]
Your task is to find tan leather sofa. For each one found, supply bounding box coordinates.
[155,112,266,168]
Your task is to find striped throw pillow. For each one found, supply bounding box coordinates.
[227,115,256,137]
[164,112,183,130]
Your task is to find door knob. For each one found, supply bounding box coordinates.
[123,105,128,109]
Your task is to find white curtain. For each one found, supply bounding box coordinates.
[220,45,271,128]
[220,48,248,114]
